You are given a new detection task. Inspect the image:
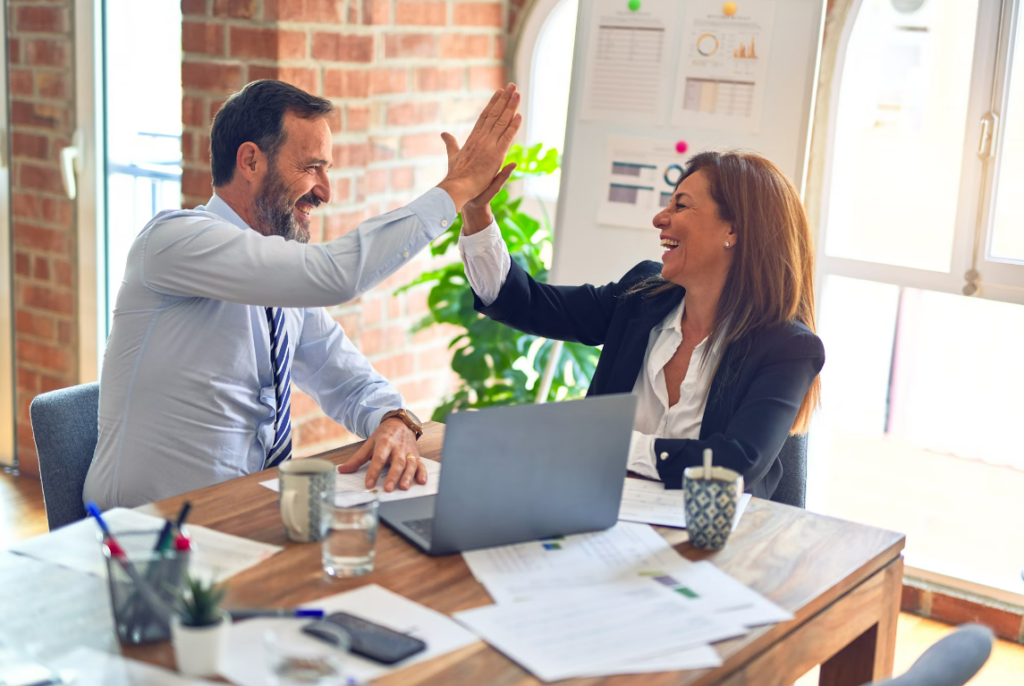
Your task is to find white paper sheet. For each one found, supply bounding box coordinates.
[0,552,118,661]
[671,0,776,133]
[6,508,281,584]
[619,478,752,530]
[220,584,480,686]
[259,458,441,503]
[597,136,692,230]
[580,0,678,124]
[48,647,214,685]
[454,586,744,682]
[473,558,788,631]
[579,644,722,677]
[462,521,692,604]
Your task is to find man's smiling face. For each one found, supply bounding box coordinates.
[252,111,333,243]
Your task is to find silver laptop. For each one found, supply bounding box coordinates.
[379,393,638,556]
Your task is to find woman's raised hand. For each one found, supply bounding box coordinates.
[436,84,522,214]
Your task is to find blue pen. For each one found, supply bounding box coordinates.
[86,501,112,536]
[229,609,326,621]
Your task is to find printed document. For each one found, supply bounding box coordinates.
[619,477,752,530]
[671,0,777,132]
[454,585,745,682]
[639,561,793,628]
[6,508,281,584]
[259,458,441,502]
[0,552,118,661]
[580,0,678,124]
[598,136,691,230]
[462,521,692,604]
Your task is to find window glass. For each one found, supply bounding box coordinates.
[525,0,578,200]
[815,274,1024,593]
[824,0,980,272]
[103,0,183,330]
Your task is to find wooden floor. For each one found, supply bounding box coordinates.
[3,471,1023,684]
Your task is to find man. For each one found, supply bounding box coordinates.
[83,79,521,509]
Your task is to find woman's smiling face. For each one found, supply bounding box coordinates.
[653,169,737,288]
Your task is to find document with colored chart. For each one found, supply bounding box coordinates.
[462,521,693,604]
[597,136,692,231]
[671,0,776,133]
[454,585,745,682]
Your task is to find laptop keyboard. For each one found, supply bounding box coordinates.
[403,517,434,543]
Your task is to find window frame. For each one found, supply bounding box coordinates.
[974,0,1024,302]
[813,0,1018,305]
[74,0,106,384]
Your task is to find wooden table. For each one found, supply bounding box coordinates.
[131,422,905,686]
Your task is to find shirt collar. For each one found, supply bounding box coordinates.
[655,297,686,336]
[655,296,729,356]
[203,194,252,232]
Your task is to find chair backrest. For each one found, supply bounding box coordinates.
[770,433,807,508]
[29,383,100,530]
[866,624,993,686]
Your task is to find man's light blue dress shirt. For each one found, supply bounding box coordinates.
[83,189,456,509]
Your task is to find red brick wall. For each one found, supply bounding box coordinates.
[8,0,77,477]
[180,0,511,455]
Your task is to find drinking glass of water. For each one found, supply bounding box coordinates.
[322,491,379,578]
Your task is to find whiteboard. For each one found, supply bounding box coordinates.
[551,0,826,286]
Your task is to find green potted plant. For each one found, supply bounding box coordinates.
[398,144,600,419]
[169,573,230,677]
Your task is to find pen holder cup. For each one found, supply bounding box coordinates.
[682,467,744,551]
[103,530,191,645]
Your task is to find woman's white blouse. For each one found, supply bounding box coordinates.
[459,221,722,480]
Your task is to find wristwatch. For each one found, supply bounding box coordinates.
[382,408,423,439]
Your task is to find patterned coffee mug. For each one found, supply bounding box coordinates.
[683,466,744,551]
[279,458,335,542]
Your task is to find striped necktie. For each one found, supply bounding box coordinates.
[264,307,292,469]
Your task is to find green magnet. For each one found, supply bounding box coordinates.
[628,0,641,10]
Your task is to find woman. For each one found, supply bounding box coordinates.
[457,151,824,499]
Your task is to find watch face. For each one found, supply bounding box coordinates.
[405,409,422,426]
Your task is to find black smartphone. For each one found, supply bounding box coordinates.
[302,612,428,665]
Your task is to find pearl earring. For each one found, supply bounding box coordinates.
[725,241,731,248]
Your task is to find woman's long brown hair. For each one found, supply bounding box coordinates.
[630,150,820,434]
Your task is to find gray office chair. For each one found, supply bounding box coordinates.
[770,433,807,508]
[29,382,100,530]
[862,624,993,686]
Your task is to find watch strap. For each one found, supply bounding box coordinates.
[382,408,423,439]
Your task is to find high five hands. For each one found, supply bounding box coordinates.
[436,83,522,214]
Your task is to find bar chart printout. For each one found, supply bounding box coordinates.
[672,0,776,133]
[598,136,690,230]
[581,0,677,125]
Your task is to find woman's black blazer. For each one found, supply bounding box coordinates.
[473,259,825,500]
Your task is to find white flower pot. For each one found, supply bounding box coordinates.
[170,611,230,678]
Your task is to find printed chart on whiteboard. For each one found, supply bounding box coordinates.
[580,0,677,125]
[672,0,776,133]
[598,136,693,231]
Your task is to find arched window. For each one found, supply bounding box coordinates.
[514,0,579,200]
[807,0,1024,597]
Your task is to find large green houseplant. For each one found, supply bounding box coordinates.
[399,144,600,421]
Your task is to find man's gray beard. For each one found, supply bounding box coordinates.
[253,165,310,244]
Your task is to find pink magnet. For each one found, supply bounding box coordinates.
[675,141,689,154]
